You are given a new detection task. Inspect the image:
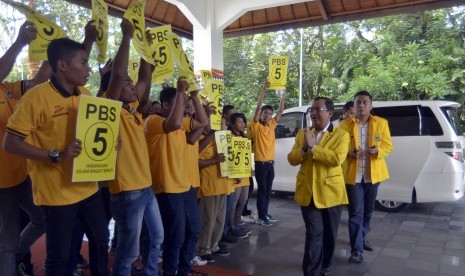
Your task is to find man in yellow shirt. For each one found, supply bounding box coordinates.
[105,18,164,275]
[0,21,50,276]
[288,97,349,276]
[338,91,393,264]
[145,78,208,276]
[251,80,284,226]
[4,38,109,276]
[196,122,229,263]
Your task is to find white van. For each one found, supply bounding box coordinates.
[273,101,465,212]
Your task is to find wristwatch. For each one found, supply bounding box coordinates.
[49,149,60,163]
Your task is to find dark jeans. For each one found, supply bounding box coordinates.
[42,191,109,276]
[242,177,254,216]
[111,187,163,275]
[223,193,234,231]
[255,161,275,218]
[157,187,201,276]
[301,201,342,276]
[0,177,45,276]
[346,180,380,254]
[71,186,112,275]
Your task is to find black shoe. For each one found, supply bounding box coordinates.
[363,240,374,251]
[212,248,230,256]
[220,232,238,243]
[348,252,363,263]
[321,265,332,275]
[200,254,215,263]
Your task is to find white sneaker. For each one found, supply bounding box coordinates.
[241,215,256,224]
[190,256,208,266]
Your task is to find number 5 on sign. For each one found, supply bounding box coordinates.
[73,96,122,182]
[268,56,288,90]
[92,0,109,63]
[124,0,154,65]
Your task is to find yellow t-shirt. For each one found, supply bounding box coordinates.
[6,79,98,206]
[108,103,151,194]
[0,81,28,188]
[199,138,230,197]
[144,115,193,194]
[187,141,200,188]
[251,118,277,161]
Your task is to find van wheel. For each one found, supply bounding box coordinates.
[375,200,411,213]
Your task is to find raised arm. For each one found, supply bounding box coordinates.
[107,18,133,101]
[25,60,51,90]
[82,20,98,57]
[96,58,113,97]
[136,58,154,108]
[0,21,37,82]
[274,94,285,122]
[253,80,269,122]
[163,78,188,133]
[190,90,209,130]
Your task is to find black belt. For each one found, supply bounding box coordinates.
[256,160,274,164]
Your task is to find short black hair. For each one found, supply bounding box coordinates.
[47,38,87,73]
[222,105,235,118]
[229,112,247,127]
[353,90,373,101]
[343,101,354,111]
[228,112,247,137]
[261,105,273,113]
[314,97,334,111]
[159,87,177,105]
[100,71,111,93]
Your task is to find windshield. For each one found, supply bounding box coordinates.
[441,106,465,136]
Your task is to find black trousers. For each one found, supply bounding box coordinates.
[255,162,275,218]
[42,191,109,276]
[301,200,342,276]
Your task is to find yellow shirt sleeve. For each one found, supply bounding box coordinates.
[7,96,42,138]
[145,115,165,135]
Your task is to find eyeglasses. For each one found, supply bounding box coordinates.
[308,107,330,113]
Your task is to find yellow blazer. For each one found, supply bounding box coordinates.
[338,115,393,185]
[288,124,350,208]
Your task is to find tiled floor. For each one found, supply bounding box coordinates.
[212,194,465,276]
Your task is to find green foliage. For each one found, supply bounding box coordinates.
[1,2,465,117]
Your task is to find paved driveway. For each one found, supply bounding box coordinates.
[213,195,465,276]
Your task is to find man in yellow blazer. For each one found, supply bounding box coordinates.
[338,91,393,264]
[288,97,349,276]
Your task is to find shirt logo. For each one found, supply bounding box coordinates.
[54,105,65,113]
[52,105,68,118]
[374,136,381,142]
[6,91,13,99]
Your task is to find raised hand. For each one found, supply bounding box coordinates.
[84,20,98,43]
[177,77,189,93]
[121,18,135,39]
[17,21,37,46]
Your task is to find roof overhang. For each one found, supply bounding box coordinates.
[66,0,465,39]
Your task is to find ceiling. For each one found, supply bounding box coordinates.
[67,0,465,39]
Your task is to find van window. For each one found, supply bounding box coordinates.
[420,107,443,136]
[276,112,303,138]
[441,106,465,136]
[372,106,420,136]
